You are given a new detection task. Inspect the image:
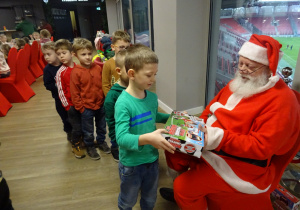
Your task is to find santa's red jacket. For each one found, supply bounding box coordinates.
[166,75,300,194]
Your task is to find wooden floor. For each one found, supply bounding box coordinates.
[0,77,179,210]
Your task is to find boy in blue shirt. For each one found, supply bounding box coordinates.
[115,44,175,209]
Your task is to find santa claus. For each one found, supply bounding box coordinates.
[164,34,300,210]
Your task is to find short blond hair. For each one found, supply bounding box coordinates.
[54,39,72,52]
[40,29,51,38]
[72,38,93,54]
[41,41,55,51]
[124,44,158,72]
[112,30,131,44]
[115,50,127,68]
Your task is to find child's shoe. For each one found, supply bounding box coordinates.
[98,141,111,154]
[72,143,86,159]
[111,147,119,162]
[86,146,101,160]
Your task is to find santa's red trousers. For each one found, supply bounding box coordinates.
[169,154,273,210]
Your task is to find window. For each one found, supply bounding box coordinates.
[206,1,300,103]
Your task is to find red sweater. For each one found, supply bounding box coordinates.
[70,63,104,113]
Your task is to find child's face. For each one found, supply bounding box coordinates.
[43,49,60,65]
[33,33,40,40]
[0,36,7,43]
[131,63,158,90]
[112,40,130,54]
[56,48,73,66]
[75,48,93,68]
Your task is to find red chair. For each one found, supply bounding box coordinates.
[0,91,12,117]
[38,45,47,70]
[0,49,35,102]
[7,47,18,76]
[23,44,36,85]
[29,41,43,78]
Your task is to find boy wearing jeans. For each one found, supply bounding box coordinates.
[70,38,110,160]
[115,44,175,209]
[55,39,85,159]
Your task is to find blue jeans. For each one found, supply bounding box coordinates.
[118,159,159,210]
[81,106,106,147]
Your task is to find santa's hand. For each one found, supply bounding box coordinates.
[198,124,208,147]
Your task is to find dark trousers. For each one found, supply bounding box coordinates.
[0,178,14,210]
[54,97,72,133]
[68,106,82,145]
[81,106,106,147]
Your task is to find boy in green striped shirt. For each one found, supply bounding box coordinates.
[115,44,175,209]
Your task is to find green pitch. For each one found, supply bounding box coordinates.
[274,37,300,69]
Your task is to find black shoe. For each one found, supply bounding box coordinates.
[86,146,100,160]
[98,141,111,154]
[111,147,119,162]
[159,187,175,203]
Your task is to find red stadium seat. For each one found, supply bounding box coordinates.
[0,49,35,102]
[0,91,12,117]
[29,41,43,78]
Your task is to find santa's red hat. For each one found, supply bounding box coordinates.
[238,34,283,75]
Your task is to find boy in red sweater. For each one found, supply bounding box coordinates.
[70,38,110,160]
[55,39,85,159]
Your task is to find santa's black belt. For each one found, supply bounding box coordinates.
[212,150,268,168]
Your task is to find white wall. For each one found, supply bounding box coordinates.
[105,0,119,34]
[105,0,210,114]
[292,48,300,92]
[153,0,210,114]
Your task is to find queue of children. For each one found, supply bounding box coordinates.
[39,29,177,209]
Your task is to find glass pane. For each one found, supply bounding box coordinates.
[122,0,132,40]
[210,1,300,98]
[131,0,150,47]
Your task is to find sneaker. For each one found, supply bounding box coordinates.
[72,143,86,159]
[111,147,119,162]
[86,146,100,160]
[67,132,72,142]
[159,187,175,203]
[98,141,111,154]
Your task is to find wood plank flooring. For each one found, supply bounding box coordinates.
[0,77,179,210]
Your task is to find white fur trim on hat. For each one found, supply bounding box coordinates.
[238,42,269,66]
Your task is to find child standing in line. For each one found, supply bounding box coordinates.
[55,39,85,159]
[70,38,110,160]
[42,42,72,143]
[104,50,128,162]
[115,44,175,209]
[102,30,131,96]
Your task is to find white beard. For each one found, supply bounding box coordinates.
[229,71,270,98]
